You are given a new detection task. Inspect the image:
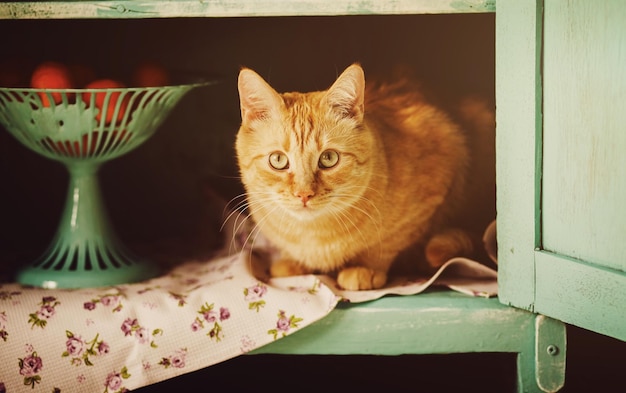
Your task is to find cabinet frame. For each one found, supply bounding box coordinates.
[497,0,626,341]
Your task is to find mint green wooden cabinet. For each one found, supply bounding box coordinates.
[497,0,626,341]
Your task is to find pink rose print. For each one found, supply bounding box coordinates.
[244,283,268,312]
[98,341,111,355]
[84,291,124,313]
[191,319,202,332]
[100,295,117,307]
[268,310,303,340]
[135,327,149,345]
[62,330,109,366]
[158,348,187,369]
[18,347,43,388]
[220,307,231,320]
[66,335,85,357]
[170,352,186,368]
[203,309,218,323]
[38,304,55,319]
[121,318,137,336]
[106,373,122,391]
[84,302,96,311]
[28,296,60,329]
[0,311,7,342]
[120,318,162,348]
[104,366,130,393]
[276,315,290,331]
[192,302,231,341]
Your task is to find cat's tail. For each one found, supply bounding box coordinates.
[456,97,496,263]
[458,96,495,140]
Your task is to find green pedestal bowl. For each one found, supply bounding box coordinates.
[0,82,209,288]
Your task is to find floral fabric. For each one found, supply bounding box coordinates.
[0,253,339,392]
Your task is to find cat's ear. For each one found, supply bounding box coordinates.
[238,68,282,124]
[325,64,365,122]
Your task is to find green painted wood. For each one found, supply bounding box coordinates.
[535,0,626,342]
[498,0,626,343]
[255,291,566,392]
[0,0,495,19]
[535,251,626,341]
[542,0,626,273]
[253,292,536,355]
[495,0,543,311]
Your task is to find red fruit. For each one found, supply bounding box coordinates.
[132,61,170,87]
[30,61,74,106]
[82,79,130,124]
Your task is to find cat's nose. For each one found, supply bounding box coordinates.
[294,190,315,206]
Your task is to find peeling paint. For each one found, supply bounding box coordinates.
[0,0,496,20]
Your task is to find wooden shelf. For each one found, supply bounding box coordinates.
[252,290,566,392]
[0,0,495,19]
[253,291,531,356]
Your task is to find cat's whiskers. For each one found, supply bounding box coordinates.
[328,205,366,249]
[222,192,272,231]
[223,193,248,218]
[220,194,249,236]
[330,186,383,222]
[242,199,279,252]
[240,203,283,271]
[222,191,277,254]
[326,194,384,261]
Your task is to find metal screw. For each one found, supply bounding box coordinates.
[547,345,559,356]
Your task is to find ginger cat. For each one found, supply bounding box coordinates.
[235,63,492,290]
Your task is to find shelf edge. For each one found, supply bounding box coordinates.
[0,0,496,20]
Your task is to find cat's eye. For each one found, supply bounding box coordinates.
[319,150,340,169]
[269,151,289,170]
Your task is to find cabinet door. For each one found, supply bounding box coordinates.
[497,0,626,341]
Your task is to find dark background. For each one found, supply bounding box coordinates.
[0,14,622,392]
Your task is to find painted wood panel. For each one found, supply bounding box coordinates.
[536,251,626,340]
[531,0,626,341]
[542,0,626,273]
[0,0,495,19]
[495,0,543,311]
[497,0,626,342]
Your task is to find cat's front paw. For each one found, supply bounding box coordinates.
[337,267,387,290]
[270,259,309,277]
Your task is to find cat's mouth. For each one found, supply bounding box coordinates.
[292,203,315,212]
[284,200,322,218]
